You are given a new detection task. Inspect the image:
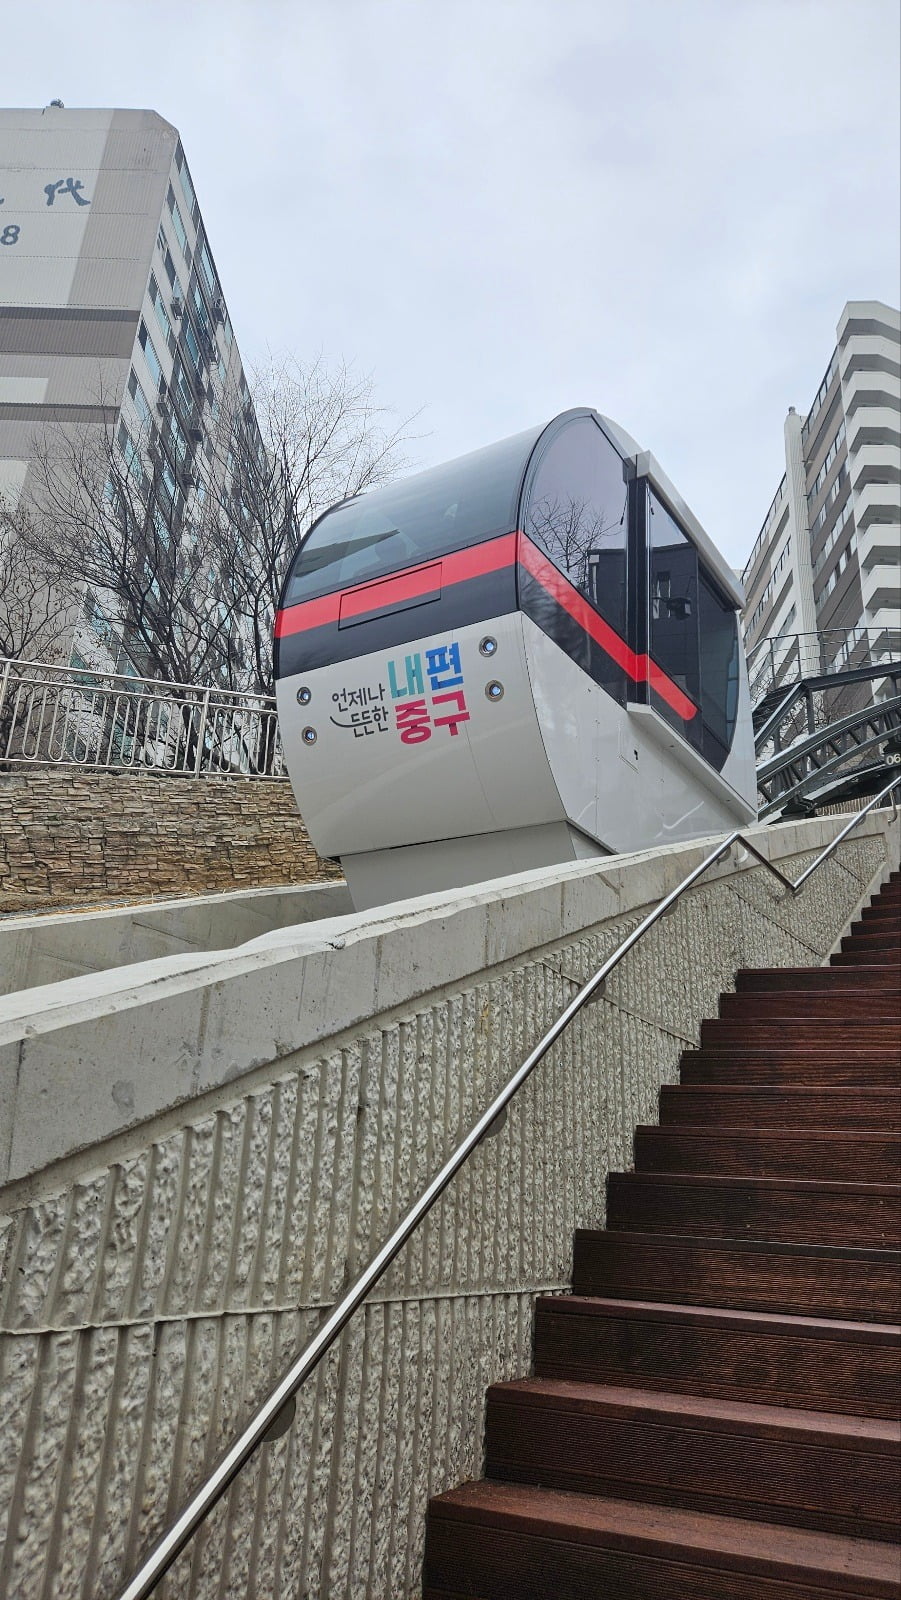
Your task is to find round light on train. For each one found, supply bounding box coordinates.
[479,636,498,657]
[301,726,318,745]
[485,680,504,702]
[296,686,312,706]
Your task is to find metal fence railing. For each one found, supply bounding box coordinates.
[0,657,287,778]
[746,626,901,707]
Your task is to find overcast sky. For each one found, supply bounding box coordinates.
[4,0,900,568]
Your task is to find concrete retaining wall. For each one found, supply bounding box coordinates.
[0,771,339,915]
[0,812,897,1599]
[0,881,353,997]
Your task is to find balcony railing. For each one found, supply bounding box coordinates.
[0,657,287,779]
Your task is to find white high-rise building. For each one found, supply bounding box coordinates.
[0,105,256,672]
[741,301,900,688]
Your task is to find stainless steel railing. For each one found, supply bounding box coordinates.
[0,657,286,778]
[746,626,901,707]
[113,777,901,1600]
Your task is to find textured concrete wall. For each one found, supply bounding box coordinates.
[0,814,896,1600]
[0,771,339,914]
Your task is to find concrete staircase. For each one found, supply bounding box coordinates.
[423,871,901,1598]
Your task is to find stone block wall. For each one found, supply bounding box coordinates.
[0,771,339,914]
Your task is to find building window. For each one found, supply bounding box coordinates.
[167,407,189,465]
[197,237,219,304]
[746,538,792,635]
[167,183,190,260]
[170,355,196,417]
[148,273,173,346]
[137,320,162,387]
[807,419,847,507]
[802,352,838,443]
[181,318,203,377]
[175,141,198,221]
[127,367,152,429]
[812,497,854,578]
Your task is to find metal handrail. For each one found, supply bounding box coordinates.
[114,775,901,1600]
[746,626,901,691]
[0,656,286,778]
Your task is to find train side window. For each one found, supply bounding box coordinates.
[524,417,628,638]
[282,424,545,607]
[648,489,701,720]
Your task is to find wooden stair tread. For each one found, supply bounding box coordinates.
[535,1294,901,1342]
[734,967,899,987]
[483,1381,900,1536]
[611,1173,901,1194]
[634,1127,900,1140]
[533,1297,901,1418]
[630,1127,901,1180]
[572,1229,901,1322]
[574,1227,901,1264]
[606,1172,901,1242]
[718,994,899,1018]
[487,1378,900,1446]
[833,952,900,964]
[657,1087,901,1127]
[679,1051,900,1085]
[701,1020,901,1037]
[425,1481,901,1592]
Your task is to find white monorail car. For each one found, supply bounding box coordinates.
[275,408,757,909]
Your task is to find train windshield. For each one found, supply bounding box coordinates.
[282,423,545,606]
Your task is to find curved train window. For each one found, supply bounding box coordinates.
[647,487,739,767]
[524,416,628,639]
[282,424,544,607]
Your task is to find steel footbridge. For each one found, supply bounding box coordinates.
[749,628,901,819]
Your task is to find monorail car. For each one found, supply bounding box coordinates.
[275,408,757,909]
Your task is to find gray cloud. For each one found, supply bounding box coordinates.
[4,0,899,565]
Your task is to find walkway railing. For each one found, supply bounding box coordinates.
[0,657,286,778]
[746,626,901,707]
[112,775,901,1600]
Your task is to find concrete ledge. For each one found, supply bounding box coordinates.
[0,879,353,997]
[1,810,896,1189]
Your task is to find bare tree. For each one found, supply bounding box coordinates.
[529,494,626,599]
[29,356,413,698]
[0,494,73,663]
[30,406,240,689]
[203,355,414,694]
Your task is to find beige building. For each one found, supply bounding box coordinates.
[0,105,253,671]
[741,300,900,689]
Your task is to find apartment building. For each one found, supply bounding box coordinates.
[0,105,256,673]
[741,300,900,690]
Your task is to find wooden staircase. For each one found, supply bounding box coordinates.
[424,869,901,1598]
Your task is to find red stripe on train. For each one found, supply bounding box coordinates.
[275,532,518,638]
[517,536,698,721]
[275,528,697,723]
